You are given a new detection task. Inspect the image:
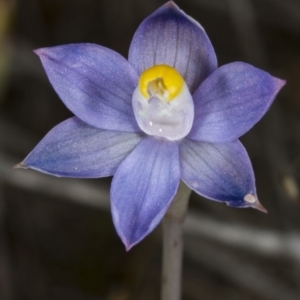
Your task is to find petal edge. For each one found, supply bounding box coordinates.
[37,43,141,132]
[128,2,217,93]
[189,62,285,143]
[111,136,180,250]
[180,138,261,209]
[22,117,144,178]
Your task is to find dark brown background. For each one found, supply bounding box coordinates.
[0,0,300,299]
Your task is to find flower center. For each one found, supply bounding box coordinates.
[132,65,194,141]
[139,65,184,102]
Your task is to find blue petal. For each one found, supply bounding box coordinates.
[111,136,180,250]
[189,62,286,143]
[180,139,260,209]
[128,2,217,93]
[36,44,141,132]
[21,117,144,177]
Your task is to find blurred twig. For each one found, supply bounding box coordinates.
[186,238,299,300]
[2,154,300,263]
[185,211,300,262]
[0,154,110,211]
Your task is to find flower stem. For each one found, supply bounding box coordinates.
[161,181,191,300]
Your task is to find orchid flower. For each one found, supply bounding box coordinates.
[18,1,285,250]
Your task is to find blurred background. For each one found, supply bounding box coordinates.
[0,0,299,299]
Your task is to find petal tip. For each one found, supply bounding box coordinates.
[244,194,267,213]
[117,228,144,251]
[275,78,286,91]
[111,203,139,251]
[121,236,138,251]
[125,243,133,252]
[252,201,268,213]
[165,1,178,8]
[34,47,55,59]
[33,48,45,56]
[13,161,26,169]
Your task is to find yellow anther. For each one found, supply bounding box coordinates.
[138,65,184,102]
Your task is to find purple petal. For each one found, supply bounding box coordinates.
[180,138,261,209]
[36,44,141,132]
[128,2,217,93]
[111,136,180,250]
[21,117,144,178]
[189,62,286,143]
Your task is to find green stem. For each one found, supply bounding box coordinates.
[161,181,191,300]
